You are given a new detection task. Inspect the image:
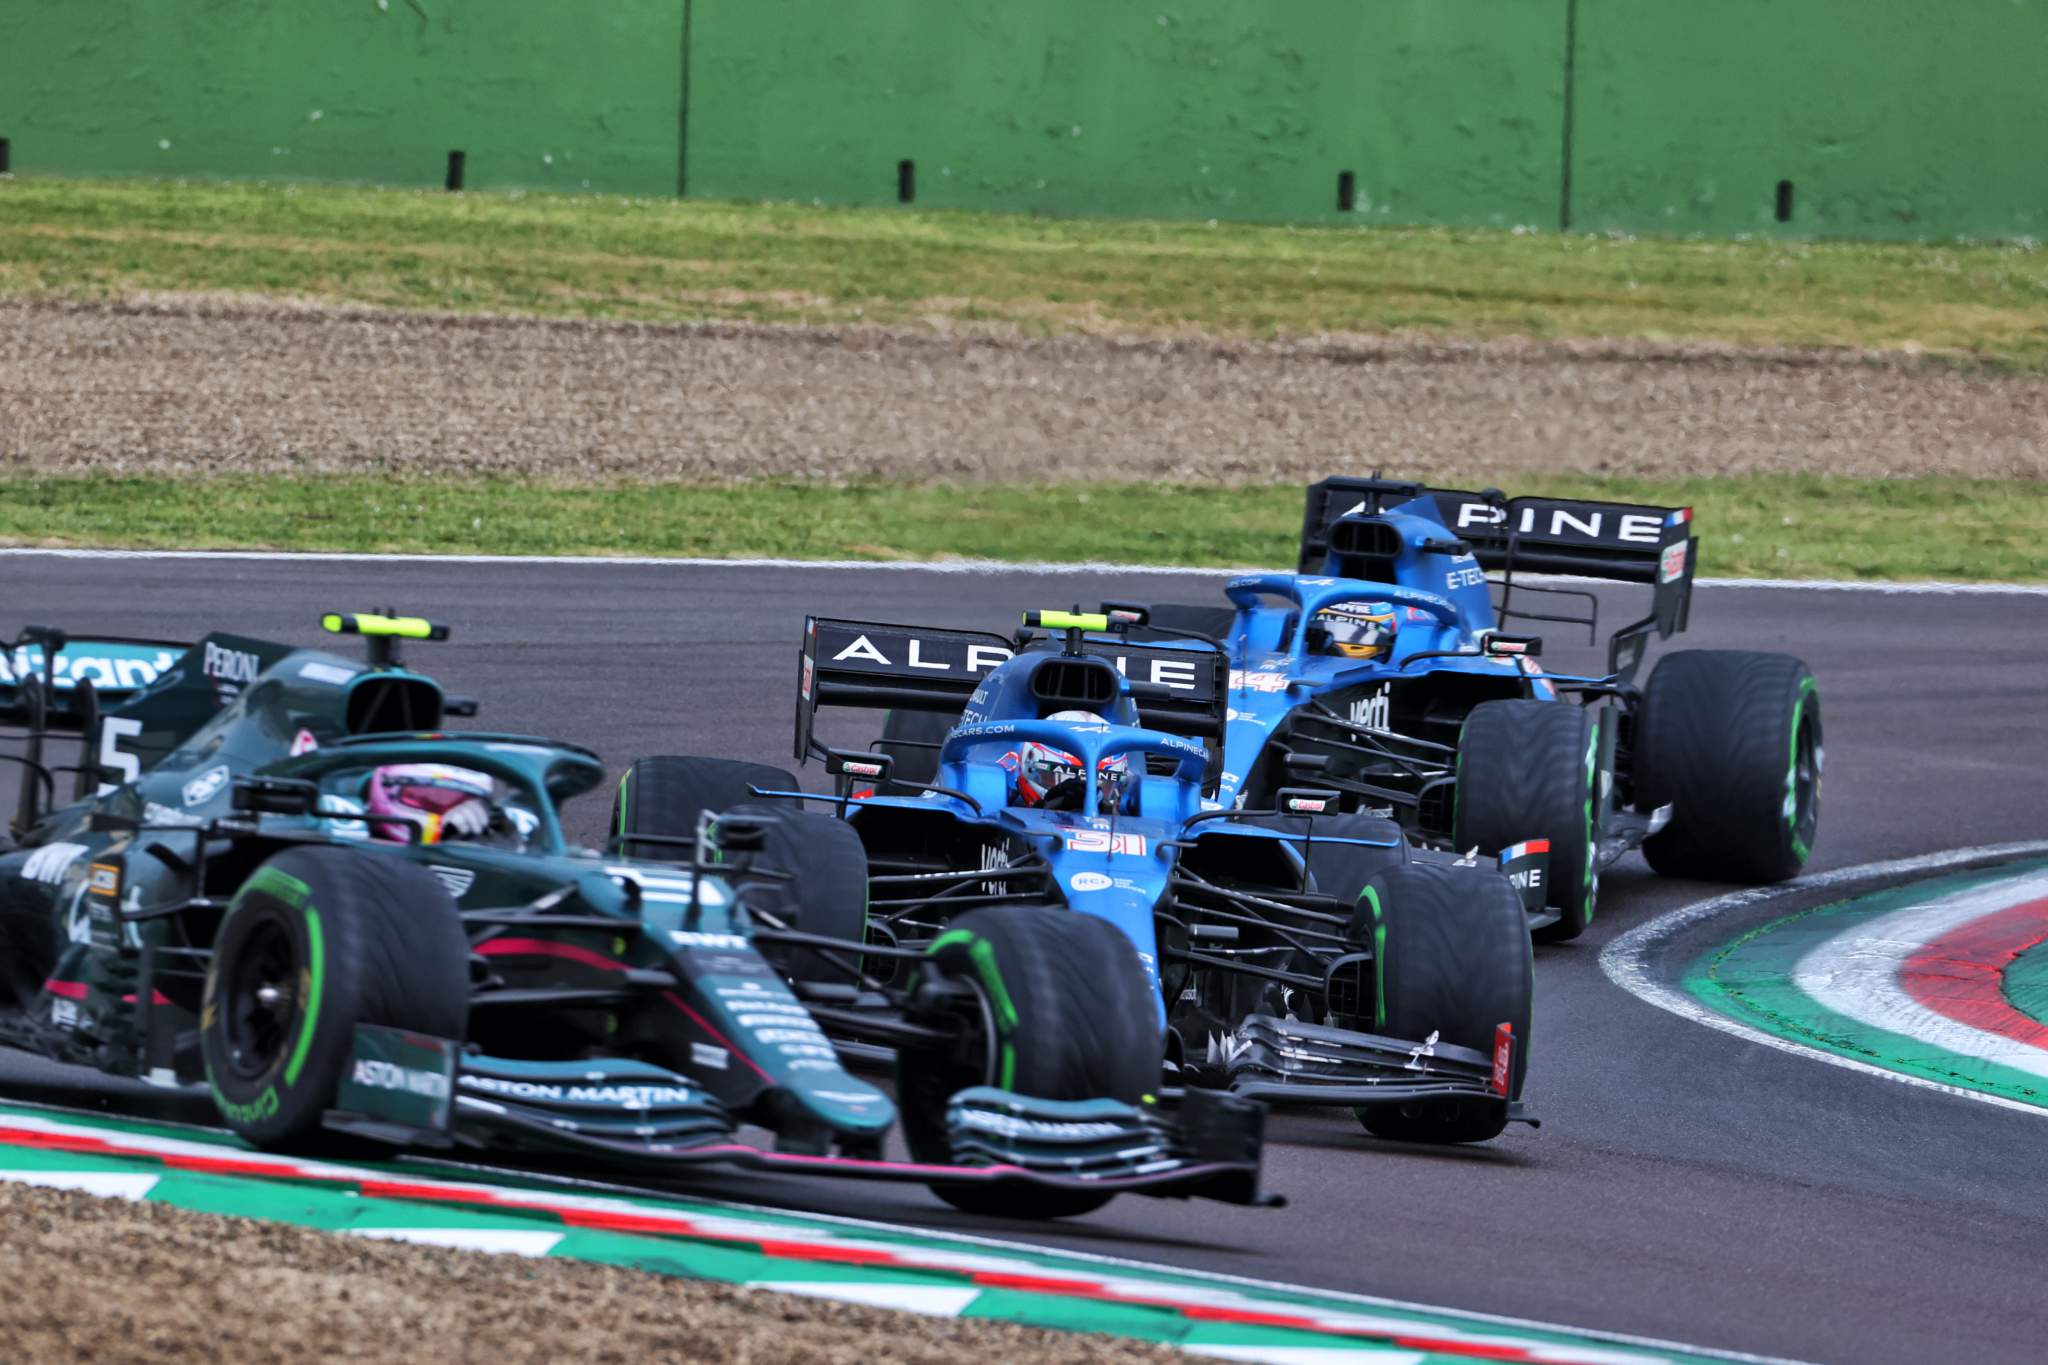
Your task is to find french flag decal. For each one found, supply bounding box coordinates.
[1499,838,1551,862]
[1665,507,1693,527]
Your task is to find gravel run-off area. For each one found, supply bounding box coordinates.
[4,295,2044,484]
[0,1180,1177,1365]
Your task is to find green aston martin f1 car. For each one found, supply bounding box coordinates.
[0,614,1267,1217]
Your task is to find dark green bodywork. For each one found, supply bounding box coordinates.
[0,630,892,1147]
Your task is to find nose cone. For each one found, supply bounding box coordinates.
[781,1066,896,1139]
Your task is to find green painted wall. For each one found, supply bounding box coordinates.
[685,1,1566,228]
[1,1,2042,240]
[0,0,682,195]
[1570,0,2048,240]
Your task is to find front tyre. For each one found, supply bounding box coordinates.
[1454,700,1601,942]
[1635,650,1820,884]
[1351,860,1533,1144]
[897,905,1159,1219]
[201,847,468,1151]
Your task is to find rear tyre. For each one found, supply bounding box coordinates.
[1349,861,1532,1144]
[720,803,869,986]
[1635,650,1820,884]
[898,905,1159,1219]
[1454,700,1601,943]
[611,755,800,862]
[201,846,468,1152]
[876,709,957,789]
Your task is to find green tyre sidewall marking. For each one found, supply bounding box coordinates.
[965,938,1020,1090]
[1361,885,1386,1030]
[926,929,1019,1088]
[282,908,325,1087]
[1787,676,1817,865]
[244,865,310,909]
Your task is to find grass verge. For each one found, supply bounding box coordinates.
[4,475,2039,583]
[4,177,2046,367]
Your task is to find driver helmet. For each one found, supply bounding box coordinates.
[1313,601,1397,660]
[364,763,496,844]
[1015,710,1131,813]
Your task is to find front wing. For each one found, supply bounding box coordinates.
[325,1028,1274,1208]
[1192,1013,1536,1125]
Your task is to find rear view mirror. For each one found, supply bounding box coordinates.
[825,748,893,784]
[1098,601,1150,629]
[1275,787,1341,816]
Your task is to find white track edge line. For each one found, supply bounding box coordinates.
[1598,842,2048,1119]
[0,1098,1798,1365]
[2,546,2044,595]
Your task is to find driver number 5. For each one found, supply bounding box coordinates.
[97,717,143,794]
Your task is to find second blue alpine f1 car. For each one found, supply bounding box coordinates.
[1115,476,1822,941]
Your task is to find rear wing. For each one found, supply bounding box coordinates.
[794,616,1226,763]
[4,628,297,835]
[1298,477,1697,678]
[1,632,187,727]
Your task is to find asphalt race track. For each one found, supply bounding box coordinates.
[9,552,2048,1365]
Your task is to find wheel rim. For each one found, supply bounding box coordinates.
[223,916,300,1081]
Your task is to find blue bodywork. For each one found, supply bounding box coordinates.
[1117,480,1699,939]
[1201,562,1557,812]
[790,603,1539,1124]
[815,643,1391,1030]
[1130,490,1594,812]
[1176,483,1697,814]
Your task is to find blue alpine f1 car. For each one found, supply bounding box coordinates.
[1118,476,1822,941]
[618,608,1538,1164]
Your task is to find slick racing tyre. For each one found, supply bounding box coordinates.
[1454,699,1601,942]
[898,905,1159,1219]
[1635,650,1820,884]
[611,755,800,863]
[719,803,869,987]
[876,709,956,789]
[1299,812,1409,906]
[202,846,468,1152]
[1350,860,1532,1144]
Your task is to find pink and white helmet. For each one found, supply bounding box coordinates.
[364,763,495,844]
